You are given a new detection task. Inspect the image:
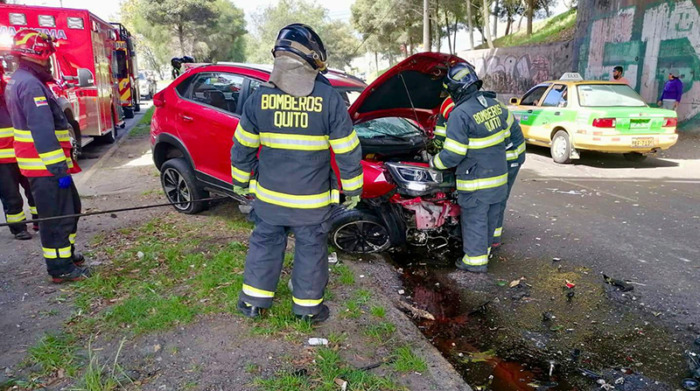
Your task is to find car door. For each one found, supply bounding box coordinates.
[535,84,569,142]
[177,71,245,184]
[511,84,550,143]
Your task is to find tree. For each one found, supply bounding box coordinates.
[352,0,423,61]
[498,0,525,35]
[247,0,360,70]
[482,0,494,48]
[143,0,218,56]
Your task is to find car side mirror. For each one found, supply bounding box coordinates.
[509,97,520,105]
[77,68,94,87]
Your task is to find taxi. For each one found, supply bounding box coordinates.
[508,73,678,163]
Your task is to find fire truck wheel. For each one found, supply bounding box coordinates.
[101,126,117,144]
[124,107,134,119]
[67,118,82,160]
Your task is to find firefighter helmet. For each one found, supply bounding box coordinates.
[11,29,55,62]
[444,62,482,100]
[181,55,195,63]
[272,24,327,73]
[171,57,183,69]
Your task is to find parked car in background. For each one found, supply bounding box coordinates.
[508,73,678,163]
[138,71,157,100]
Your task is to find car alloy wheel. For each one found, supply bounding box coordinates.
[332,220,390,253]
[162,167,192,211]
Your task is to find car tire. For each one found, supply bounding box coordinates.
[329,207,392,254]
[160,158,207,214]
[551,130,572,164]
[623,152,647,162]
[124,107,134,119]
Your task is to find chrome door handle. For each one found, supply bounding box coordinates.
[180,115,193,122]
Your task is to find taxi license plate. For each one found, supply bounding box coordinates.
[632,137,655,147]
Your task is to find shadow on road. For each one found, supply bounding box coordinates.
[526,144,680,169]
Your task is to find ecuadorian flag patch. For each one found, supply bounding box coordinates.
[34,96,48,107]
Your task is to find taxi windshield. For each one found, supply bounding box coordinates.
[577,84,647,107]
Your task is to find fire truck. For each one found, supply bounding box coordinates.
[0,4,129,154]
[111,22,140,118]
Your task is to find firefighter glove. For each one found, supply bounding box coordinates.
[233,185,250,196]
[58,175,72,189]
[342,195,360,210]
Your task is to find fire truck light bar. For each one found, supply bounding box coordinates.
[9,13,27,26]
[39,15,56,27]
[67,17,85,29]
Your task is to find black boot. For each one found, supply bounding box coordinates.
[237,299,263,318]
[455,260,488,273]
[295,304,330,324]
[72,251,86,266]
[51,266,91,284]
[14,231,32,240]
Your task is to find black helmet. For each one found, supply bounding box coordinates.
[272,23,327,73]
[444,62,482,100]
[181,55,195,63]
[171,57,183,68]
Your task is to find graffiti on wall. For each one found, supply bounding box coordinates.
[579,0,700,122]
[462,42,573,97]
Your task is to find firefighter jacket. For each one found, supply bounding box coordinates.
[231,75,363,226]
[433,97,454,149]
[0,100,15,164]
[5,64,79,178]
[432,90,512,204]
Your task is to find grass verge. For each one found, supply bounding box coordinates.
[478,8,577,48]
[128,106,155,138]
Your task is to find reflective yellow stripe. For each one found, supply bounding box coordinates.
[16,32,39,45]
[259,132,329,151]
[293,296,323,307]
[250,180,338,209]
[457,173,508,192]
[69,233,76,244]
[55,130,71,143]
[444,138,468,155]
[432,154,447,170]
[341,173,363,192]
[442,102,455,117]
[39,149,66,165]
[6,212,25,223]
[43,247,57,259]
[234,124,260,148]
[434,125,447,137]
[30,206,38,215]
[242,283,274,298]
[462,253,489,266]
[506,142,526,161]
[0,127,13,138]
[0,148,15,159]
[329,131,360,154]
[14,130,33,142]
[494,227,503,237]
[469,129,507,149]
[58,246,72,258]
[16,157,47,170]
[231,165,251,183]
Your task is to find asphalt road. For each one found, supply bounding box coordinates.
[502,133,700,331]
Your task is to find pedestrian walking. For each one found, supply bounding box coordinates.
[231,24,363,322]
[5,29,89,283]
[611,66,630,85]
[431,62,511,273]
[0,61,37,240]
[657,69,683,111]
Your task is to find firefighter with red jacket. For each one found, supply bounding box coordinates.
[0,61,38,240]
[5,30,89,283]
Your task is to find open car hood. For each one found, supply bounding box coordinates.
[348,52,466,130]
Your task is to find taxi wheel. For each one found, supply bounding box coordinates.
[551,130,572,164]
[623,152,647,162]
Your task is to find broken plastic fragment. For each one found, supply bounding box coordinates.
[603,274,634,292]
[682,378,699,391]
[308,338,328,346]
[565,280,576,289]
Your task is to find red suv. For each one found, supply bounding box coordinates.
[150,63,367,213]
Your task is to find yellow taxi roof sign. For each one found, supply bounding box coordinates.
[560,72,584,81]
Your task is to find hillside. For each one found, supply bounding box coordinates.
[477,8,577,49]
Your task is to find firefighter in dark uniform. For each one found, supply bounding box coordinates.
[432,96,454,151]
[5,30,89,283]
[492,104,526,249]
[231,24,363,323]
[0,61,37,240]
[431,62,512,273]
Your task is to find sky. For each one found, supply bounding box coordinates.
[10,0,356,23]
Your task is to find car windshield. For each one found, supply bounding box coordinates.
[577,84,647,107]
[355,117,422,139]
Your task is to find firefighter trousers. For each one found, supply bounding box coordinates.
[28,176,80,276]
[459,198,502,267]
[493,162,521,245]
[0,163,36,235]
[239,213,329,316]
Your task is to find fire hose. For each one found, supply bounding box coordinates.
[0,195,249,228]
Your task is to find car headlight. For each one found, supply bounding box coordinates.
[385,162,445,196]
